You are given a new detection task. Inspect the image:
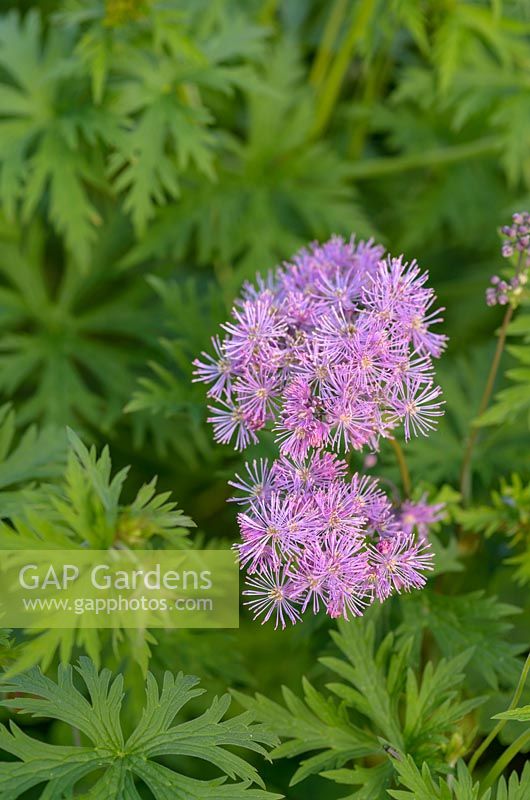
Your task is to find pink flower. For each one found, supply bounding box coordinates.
[196,234,446,625]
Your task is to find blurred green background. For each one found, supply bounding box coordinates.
[0,1,529,796]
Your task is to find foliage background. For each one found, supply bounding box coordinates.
[0,0,530,797]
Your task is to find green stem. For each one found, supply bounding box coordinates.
[348,66,377,159]
[480,729,530,795]
[469,651,530,773]
[459,251,524,502]
[389,438,411,498]
[348,137,502,179]
[309,0,349,90]
[311,0,377,138]
[258,0,279,24]
[459,304,513,502]
[491,0,502,21]
[348,49,390,159]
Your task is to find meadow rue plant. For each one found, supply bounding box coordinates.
[2,2,530,794]
[194,236,447,627]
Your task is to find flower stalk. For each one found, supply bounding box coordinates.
[389,437,411,498]
[469,651,530,773]
[460,239,528,502]
[459,304,514,502]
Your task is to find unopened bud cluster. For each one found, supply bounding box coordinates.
[486,212,530,307]
[500,212,530,260]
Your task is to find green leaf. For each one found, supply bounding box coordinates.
[495,763,530,800]
[0,221,157,429]
[123,40,374,277]
[494,705,530,722]
[398,591,523,690]
[0,403,65,517]
[457,473,530,586]
[101,4,268,234]
[387,756,485,800]
[0,429,194,675]
[0,427,194,551]
[0,10,114,266]
[0,657,281,800]
[492,94,530,187]
[478,312,530,429]
[405,349,530,486]
[236,617,480,798]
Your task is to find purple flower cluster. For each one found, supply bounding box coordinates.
[229,455,434,627]
[398,494,446,542]
[194,236,446,628]
[194,237,446,454]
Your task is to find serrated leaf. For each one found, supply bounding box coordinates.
[495,763,530,800]
[494,704,530,722]
[0,657,281,800]
[0,429,194,675]
[398,591,523,690]
[122,40,374,277]
[236,617,480,798]
[0,10,113,266]
[388,756,485,800]
[0,222,158,429]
